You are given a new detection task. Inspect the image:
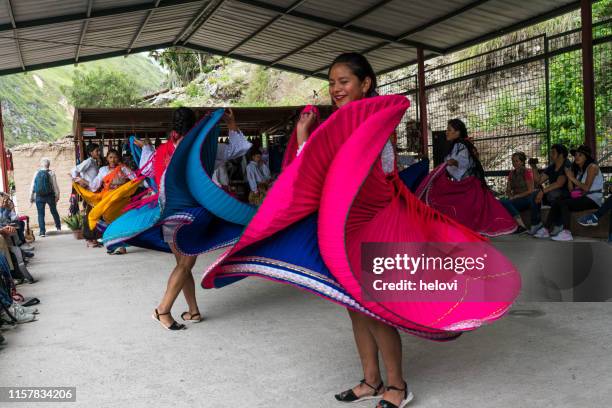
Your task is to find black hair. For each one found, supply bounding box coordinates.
[447,119,487,188]
[106,148,120,158]
[86,143,100,155]
[571,153,596,177]
[512,151,527,164]
[328,53,378,97]
[172,107,196,137]
[551,143,569,159]
[247,146,262,162]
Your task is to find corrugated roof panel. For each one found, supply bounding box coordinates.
[10,0,87,22]
[0,4,10,27]
[135,2,203,46]
[366,44,417,66]
[189,1,278,52]
[407,0,577,49]
[235,16,330,62]
[93,0,158,12]
[294,0,383,26]
[357,0,474,39]
[0,0,585,77]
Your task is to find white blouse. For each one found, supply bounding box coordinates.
[70,157,100,186]
[89,165,137,192]
[246,161,271,192]
[445,143,473,181]
[216,130,252,170]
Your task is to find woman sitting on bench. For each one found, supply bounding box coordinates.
[537,145,604,241]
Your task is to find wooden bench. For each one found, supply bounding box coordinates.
[520,208,610,239]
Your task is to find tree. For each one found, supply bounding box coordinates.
[62,68,139,108]
[149,47,212,87]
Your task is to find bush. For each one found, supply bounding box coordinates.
[62,68,139,108]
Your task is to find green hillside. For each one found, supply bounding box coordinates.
[0,53,164,147]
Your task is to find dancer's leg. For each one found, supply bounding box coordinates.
[346,310,382,397]
[368,318,405,406]
[156,243,197,327]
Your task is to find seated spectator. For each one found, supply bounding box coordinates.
[246,147,271,206]
[528,144,570,235]
[500,152,534,233]
[535,145,604,241]
[578,192,611,243]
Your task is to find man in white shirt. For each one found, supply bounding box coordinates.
[71,143,101,189]
[30,158,61,237]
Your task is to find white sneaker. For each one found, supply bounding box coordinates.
[528,223,543,235]
[12,303,38,315]
[551,230,573,241]
[5,305,36,323]
[533,227,550,238]
[550,225,564,237]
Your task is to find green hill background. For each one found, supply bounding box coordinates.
[0,53,164,147]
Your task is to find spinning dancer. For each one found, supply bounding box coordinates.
[203,53,520,408]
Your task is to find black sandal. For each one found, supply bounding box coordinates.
[377,382,413,408]
[181,311,203,323]
[152,309,185,331]
[335,379,384,403]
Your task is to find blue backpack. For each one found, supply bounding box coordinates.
[34,170,53,196]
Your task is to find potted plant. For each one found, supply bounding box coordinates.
[62,214,84,240]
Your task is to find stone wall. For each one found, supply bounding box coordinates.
[10,137,75,229]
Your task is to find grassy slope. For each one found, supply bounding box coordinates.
[1,53,164,147]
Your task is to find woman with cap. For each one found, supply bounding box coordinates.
[540,144,604,241]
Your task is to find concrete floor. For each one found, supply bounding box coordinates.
[1,234,611,408]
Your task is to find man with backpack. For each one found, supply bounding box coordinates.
[29,158,61,237]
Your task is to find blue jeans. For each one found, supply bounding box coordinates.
[501,195,537,223]
[35,195,61,235]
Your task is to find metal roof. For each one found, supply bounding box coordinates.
[0,0,581,78]
[74,105,334,137]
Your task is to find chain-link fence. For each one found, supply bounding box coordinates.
[379,19,612,192]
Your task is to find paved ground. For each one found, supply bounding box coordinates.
[1,234,611,408]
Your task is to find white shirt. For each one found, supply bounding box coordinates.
[140,144,155,170]
[246,161,271,192]
[30,168,60,201]
[212,163,230,187]
[216,130,252,170]
[445,143,473,181]
[89,166,137,192]
[70,157,100,187]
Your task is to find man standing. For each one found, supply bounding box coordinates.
[30,158,61,237]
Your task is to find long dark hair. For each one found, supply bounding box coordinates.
[329,53,378,98]
[571,155,596,179]
[447,119,487,187]
[172,107,196,137]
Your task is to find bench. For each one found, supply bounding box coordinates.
[520,208,610,239]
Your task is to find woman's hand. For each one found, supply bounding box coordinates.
[224,108,238,131]
[296,111,317,145]
[535,190,544,204]
[564,167,576,183]
[446,159,459,167]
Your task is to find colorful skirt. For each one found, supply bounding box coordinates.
[202,95,521,340]
[415,164,517,237]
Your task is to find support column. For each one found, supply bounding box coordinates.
[0,101,8,192]
[581,0,596,157]
[417,47,429,157]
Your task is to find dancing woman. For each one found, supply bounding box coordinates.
[203,53,520,408]
[153,107,252,331]
[416,119,517,236]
